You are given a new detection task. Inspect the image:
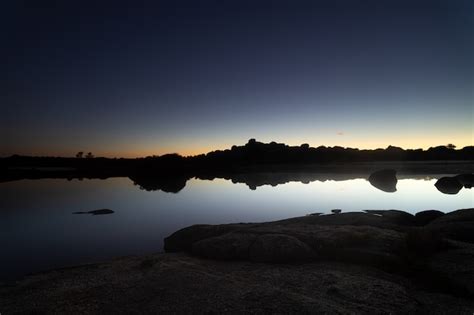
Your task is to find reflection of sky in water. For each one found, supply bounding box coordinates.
[0,177,472,279]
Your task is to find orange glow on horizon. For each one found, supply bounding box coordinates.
[3,134,472,158]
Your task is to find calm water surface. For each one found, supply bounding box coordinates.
[0,175,472,280]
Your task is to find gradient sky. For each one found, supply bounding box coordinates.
[2,0,473,157]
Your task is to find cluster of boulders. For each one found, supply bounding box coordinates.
[165,208,474,296]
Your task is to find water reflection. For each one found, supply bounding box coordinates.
[129,171,472,195]
[0,174,472,280]
[129,174,187,193]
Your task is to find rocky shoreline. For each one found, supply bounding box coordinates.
[2,208,474,314]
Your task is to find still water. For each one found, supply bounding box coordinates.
[0,175,472,280]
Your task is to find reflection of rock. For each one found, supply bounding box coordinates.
[129,175,188,193]
[73,209,114,215]
[368,169,397,192]
[435,177,463,194]
[455,173,474,188]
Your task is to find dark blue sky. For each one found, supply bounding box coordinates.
[2,0,473,157]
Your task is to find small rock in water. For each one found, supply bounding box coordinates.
[73,209,114,215]
[331,209,342,214]
[307,212,322,216]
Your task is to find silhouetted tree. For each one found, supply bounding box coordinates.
[76,151,84,158]
[86,152,94,158]
[446,144,456,150]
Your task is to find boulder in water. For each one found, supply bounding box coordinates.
[435,177,463,194]
[368,169,397,192]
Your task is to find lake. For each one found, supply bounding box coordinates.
[0,173,472,280]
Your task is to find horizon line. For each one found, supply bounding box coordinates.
[2,140,471,159]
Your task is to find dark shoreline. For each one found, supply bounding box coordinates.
[2,160,474,193]
[2,139,473,184]
[2,209,474,314]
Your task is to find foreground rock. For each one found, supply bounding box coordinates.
[427,208,474,243]
[2,252,474,314]
[165,209,474,297]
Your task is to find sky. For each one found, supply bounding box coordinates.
[2,0,473,157]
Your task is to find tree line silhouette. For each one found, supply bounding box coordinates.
[2,140,473,176]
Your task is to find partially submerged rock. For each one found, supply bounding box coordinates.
[435,177,463,194]
[72,209,114,215]
[368,169,398,192]
[455,173,474,188]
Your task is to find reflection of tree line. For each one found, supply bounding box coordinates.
[130,170,473,195]
[130,172,372,193]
